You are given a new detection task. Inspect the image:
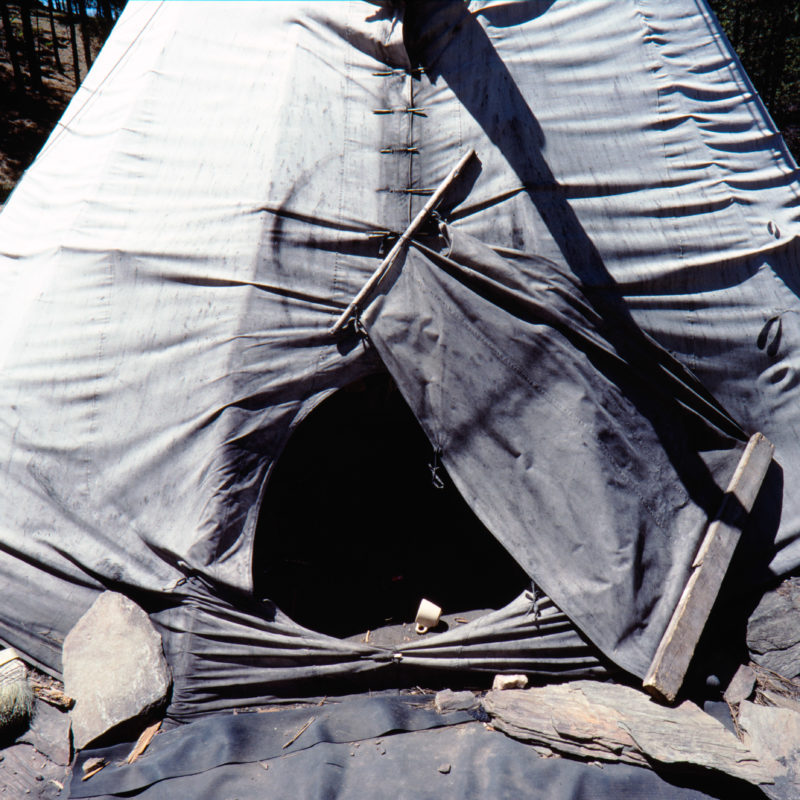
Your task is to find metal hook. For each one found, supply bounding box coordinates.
[428,447,445,490]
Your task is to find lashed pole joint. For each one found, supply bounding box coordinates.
[330,148,477,337]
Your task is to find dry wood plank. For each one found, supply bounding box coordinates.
[644,433,774,703]
[483,682,774,786]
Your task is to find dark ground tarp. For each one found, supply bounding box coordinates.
[69,693,769,800]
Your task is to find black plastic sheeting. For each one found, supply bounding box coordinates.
[70,693,768,800]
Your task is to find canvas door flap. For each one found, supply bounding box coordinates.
[360,226,747,677]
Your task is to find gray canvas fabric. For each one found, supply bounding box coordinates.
[156,578,605,720]
[0,0,798,697]
[363,225,746,675]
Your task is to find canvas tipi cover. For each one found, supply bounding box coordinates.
[0,0,799,715]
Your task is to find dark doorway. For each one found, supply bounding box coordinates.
[252,372,530,639]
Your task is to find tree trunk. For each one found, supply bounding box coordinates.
[19,0,43,91]
[765,6,789,118]
[77,0,91,70]
[98,0,113,36]
[47,0,64,73]
[732,2,742,50]
[66,0,80,88]
[0,1,25,94]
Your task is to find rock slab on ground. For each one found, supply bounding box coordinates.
[724,663,756,707]
[739,700,800,800]
[434,690,479,714]
[483,681,774,787]
[747,578,800,679]
[63,592,171,750]
[491,674,528,691]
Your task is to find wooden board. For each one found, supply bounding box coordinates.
[643,432,774,702]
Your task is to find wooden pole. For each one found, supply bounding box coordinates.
[20,0,43,91]
[330,148,477,336]
[643,432,774,702]
[77,0,91,70]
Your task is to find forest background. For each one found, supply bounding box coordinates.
[0,0,799,205]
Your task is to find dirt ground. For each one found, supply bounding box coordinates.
[0,667,73,798]
[0,3,106,203]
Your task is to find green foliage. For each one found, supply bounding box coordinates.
[707,0,800,159]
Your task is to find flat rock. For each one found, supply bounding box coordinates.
[724,664,756,707]
[738,701,800,800]
[484,681,774,786]
[491,674,528,691]
[0,740,69,799]
[19,700,71,766]
[747,579,800,678]
[63,592,171,750]
[434,690,479,714]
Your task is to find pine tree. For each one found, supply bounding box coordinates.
[0,1,25,94]
[19,0,43,91]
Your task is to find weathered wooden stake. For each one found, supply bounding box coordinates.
[644,432,774,702]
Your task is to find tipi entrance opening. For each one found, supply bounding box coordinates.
[252,372,530,640]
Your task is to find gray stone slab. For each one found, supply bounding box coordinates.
[748,579,800,679]
[0,740,69,799]
[434,690,479,714]
[63,592,171,750]
[739,701,800,800]
[724,664,756,707]
[19,700,71,766]
[484,682,774,786]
